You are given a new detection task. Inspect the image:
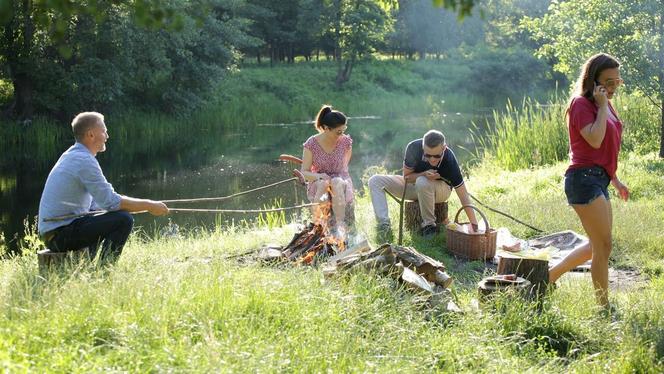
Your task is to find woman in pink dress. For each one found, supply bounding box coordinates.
[301,105,353,232]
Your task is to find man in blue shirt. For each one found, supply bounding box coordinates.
[368,130,478,238]
[38,112,169,263]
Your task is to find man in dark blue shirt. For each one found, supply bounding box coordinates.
[368,130,478,237]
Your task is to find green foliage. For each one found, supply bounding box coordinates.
[431,0,477,18]
[478,94,662,170]
[523,0,662,97]
[257,199,288,229]
[476,98,567,170]
[0,0,254,118]
[614,94,662,155]
[522,0,664,155]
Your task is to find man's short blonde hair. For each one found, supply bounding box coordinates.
[71,112,104,142]
[423,130,445,148]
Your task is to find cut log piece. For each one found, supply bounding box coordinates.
[37,247,90,275]
[497,255,549,296]
[404,201,448,231]
[478,277,532,299]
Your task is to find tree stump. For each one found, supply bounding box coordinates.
[38,247,90,276]
[497,255,549,297]
[404,201,448,231]
[478,277,531,299]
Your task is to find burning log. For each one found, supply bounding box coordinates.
[278,222,344,265]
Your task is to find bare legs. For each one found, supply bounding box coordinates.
[549,196,613,306]
[311,177,348,229]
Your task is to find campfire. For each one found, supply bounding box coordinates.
[281,222,344,265]
[254,187,455,306]
[261,188,346,265]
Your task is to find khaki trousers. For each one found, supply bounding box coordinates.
[368,174,452,227]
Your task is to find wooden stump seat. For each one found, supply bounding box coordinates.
[404,201,448,231]
[497,255,550,297]
[38,247,90,275]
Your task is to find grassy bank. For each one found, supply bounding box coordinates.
[2,152,663,372]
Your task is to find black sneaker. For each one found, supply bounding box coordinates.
[421,224,438,239]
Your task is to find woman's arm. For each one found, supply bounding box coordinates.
[611,175,629,201]
[301,147,329,181]
[579,85,609,149]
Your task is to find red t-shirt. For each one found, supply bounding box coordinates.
[567,96,622,179]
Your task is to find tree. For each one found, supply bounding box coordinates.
[431,0,478,18]
[524,0,664,157]
[0,0,184,120]
[0,0,256,119]
[322,0,393,85]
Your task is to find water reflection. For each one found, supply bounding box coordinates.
[0,114,485,252]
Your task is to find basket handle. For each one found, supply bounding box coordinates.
[453,205,491,232]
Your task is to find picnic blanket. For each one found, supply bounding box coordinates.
[494,229,591,271]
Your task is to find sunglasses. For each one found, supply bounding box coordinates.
[423,153,443,159]
[423,144,447,160]
[598,78,624,90]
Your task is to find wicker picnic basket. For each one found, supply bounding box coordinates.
[446,205,497,260]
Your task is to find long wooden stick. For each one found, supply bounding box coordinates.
[43,177,304,222]
[468,193,543,233]
[168,203,320,214]
[162,177,298,204]
[43,203,321,222]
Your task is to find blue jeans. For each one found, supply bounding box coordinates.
[47,211,134,263]
[564,166,610,205]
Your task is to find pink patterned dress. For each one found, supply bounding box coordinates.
[303,134,354,204]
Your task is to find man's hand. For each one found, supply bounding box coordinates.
[425,170,441,180]
[148,201,169,216]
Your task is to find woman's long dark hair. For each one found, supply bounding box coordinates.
[314,105,347,133]
[566,53,620,117]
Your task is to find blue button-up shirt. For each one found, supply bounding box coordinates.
[38,142,122,235]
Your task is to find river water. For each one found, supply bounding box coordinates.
[0,113,486,252]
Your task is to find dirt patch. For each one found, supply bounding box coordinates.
[564,267,647,291]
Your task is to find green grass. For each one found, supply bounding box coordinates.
[2,152,663,372]
[477,94,661,170]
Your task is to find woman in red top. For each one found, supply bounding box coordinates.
[549,53,629,308]
[301,105,353,234]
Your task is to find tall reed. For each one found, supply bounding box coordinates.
[475,98,567,170]
[475,94,661,170]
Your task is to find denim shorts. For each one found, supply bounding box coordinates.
[564,166,610,205]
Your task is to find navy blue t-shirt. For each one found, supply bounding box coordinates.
[403,139,464,188]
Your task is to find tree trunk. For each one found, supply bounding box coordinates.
[660,6,664,158]
[335,56,355,86]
